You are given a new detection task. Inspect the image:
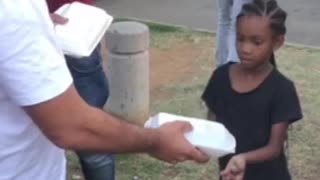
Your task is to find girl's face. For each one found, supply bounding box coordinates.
[236,16,283,69]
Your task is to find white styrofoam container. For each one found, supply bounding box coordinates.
[55,2,113,58]
[145,113,236,158]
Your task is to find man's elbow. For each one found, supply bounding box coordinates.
[48,130,81,150]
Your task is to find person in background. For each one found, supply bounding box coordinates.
[215,0,253,67]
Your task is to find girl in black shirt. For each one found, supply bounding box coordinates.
[202,0,302,180]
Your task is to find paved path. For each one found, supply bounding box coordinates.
[97,0,320,47]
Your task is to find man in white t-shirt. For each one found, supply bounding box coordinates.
[0,1,208,180]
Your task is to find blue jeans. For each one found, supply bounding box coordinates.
[66,45,115,180]
[215,0,252,66]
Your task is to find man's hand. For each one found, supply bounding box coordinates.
[50,13,68,25]
[149,121,209,164]
[221,154,246,180]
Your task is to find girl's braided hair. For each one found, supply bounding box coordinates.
[237,0,287,67]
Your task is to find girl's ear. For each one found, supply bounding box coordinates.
[273,35,285,52]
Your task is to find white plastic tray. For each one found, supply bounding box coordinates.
[145,113,236,158]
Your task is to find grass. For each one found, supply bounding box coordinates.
[114,18,211,49]
[67,21,320,180]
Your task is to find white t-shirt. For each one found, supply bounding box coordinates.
[0,1,73,180]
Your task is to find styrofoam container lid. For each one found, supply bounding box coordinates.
[144,112,236,158]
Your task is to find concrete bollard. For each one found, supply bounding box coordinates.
[103,21,149,126]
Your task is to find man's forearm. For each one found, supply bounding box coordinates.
[65,106,158,153]
[25,85,210,164]
[26,85,158,154]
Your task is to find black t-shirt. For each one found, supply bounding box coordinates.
[202,63,302,180]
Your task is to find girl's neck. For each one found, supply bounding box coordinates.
[238,61,273,78]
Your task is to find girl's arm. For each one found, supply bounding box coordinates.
[240,81,301,164]
[207,111,216,121]
[221,122,289,179]
[241,122,289,164]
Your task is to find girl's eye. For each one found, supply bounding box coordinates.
[254,41,262,45]
[237,37,245,42]
[254,40,263,45]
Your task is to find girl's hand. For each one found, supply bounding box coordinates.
[221,154,246,180]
